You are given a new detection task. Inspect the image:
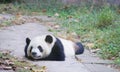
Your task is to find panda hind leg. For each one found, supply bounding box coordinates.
[75,42,84,55]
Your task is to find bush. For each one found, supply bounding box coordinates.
[95,7,116,29]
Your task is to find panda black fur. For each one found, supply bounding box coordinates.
[24,34,84,61]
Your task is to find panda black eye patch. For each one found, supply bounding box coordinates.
[38,46,43,52]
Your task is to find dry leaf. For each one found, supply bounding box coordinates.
[67,16,73,19]
[91,49,100,53]
[24,66,30,69]
[42,9,47,13]
[54,25,60,29]
[54,13,59,17]
[3,66,12,70]
[86,43,94,49]
[16,12,22,18]
[42,66,47,70]
[1,50,11,56]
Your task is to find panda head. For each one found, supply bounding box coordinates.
[25,34,56,60]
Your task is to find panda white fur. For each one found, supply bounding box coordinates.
[24,34,84,61]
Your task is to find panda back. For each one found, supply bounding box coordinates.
[58,38,75,57]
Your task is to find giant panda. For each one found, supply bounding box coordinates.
[24,34,84,61]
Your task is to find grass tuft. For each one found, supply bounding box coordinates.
[95,6,116,29]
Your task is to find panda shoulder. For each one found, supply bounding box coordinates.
[58,37,75,45]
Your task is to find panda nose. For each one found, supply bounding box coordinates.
[32,52,37,56]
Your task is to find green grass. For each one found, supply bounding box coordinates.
[95,6,116,29]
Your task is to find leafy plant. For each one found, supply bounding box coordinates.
[95,6,116,29]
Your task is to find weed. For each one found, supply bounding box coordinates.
[95,6,116,29]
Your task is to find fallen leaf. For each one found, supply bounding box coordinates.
[3,66,12,70]
[8,61,14,66]
[54,25,60,29]
[12,66,16,71]
[16,12,22,18]
[91,49,100,53]
[67,16,72,19]
[54,13,59,17]
[24,66,30,69]
[32,12,39,15]
[42,66,47,70]
[42,9,47,13]
[86,43,94,49]
[1,50,11,56]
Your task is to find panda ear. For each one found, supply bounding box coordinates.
[26,37,31,45]
[45,35,53,43]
